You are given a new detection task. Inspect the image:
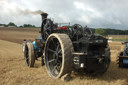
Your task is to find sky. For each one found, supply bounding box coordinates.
[0,0,128,29]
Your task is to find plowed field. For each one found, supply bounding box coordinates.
[0,27,128,85]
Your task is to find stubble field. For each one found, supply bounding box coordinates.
[0,27,128,85]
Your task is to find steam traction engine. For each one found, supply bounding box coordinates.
[22,13,111,79]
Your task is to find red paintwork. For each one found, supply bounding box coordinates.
[57,27,68,30]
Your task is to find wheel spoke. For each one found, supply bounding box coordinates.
[48,48,55,53]
[52,64,58,73]
[58,49,62,54]
[56,43,60,51]
[44,23,48,28]
[48,59,56,63]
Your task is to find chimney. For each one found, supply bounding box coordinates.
[41,13,48,21]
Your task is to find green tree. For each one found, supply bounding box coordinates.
[19,25,23,27]
[23,24,35,27]
[8,22,16,26]
[95,28,107,36]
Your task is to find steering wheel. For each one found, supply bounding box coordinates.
[83,26,93,38]
[72,24,83,35]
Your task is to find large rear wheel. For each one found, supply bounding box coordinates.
[44,33,74,78]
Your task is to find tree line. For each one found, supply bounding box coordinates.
[0,22,128,36]
[92,28,128,36]
[0,22,36,28]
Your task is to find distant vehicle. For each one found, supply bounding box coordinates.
[117,42,128,68]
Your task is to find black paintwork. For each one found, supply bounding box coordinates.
[34,13,109,71]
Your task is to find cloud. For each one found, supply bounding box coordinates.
[74,2,85,11]
[0,0,128,29]
[77,15,90,24]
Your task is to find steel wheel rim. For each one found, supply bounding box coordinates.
[45,37,62,77]
[25,46,29,66]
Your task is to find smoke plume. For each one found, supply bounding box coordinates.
[24,9,45,15]
[16,7,46,15]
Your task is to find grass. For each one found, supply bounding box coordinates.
[108,35,128,41]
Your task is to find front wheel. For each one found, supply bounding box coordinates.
[24,42,35,67]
